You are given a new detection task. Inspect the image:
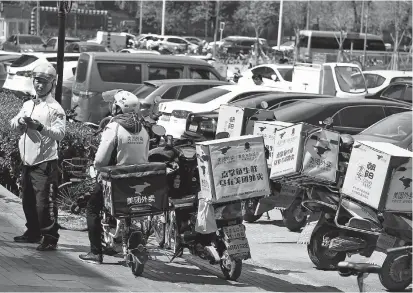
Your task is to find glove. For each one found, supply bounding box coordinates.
[26,119,44,132]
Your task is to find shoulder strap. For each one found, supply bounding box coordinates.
[108,123,119,166]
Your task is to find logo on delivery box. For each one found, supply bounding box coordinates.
[127,182,155,205]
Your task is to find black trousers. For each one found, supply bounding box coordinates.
[22,160,59,242]
[86,182,103,254]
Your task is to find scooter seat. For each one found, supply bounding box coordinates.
[337,261,381,276]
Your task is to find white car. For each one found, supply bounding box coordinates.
[272,40,295,52]
[3,52,80,96]
[360,70,413,96]
[237,64,294,91]
[157,85,284,138]
[118,48,161,55]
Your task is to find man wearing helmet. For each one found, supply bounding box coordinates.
[10,61,66,251]
[79,90,149,264]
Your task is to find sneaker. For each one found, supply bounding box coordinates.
[79,252,103,264]
[14,234,42,244]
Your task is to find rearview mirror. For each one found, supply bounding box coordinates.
[260,101,269,109]
[152,124,166,137]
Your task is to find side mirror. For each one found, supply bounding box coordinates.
[271,74,279,82]
[151,124,166,137]
[260,101,269,109]
[322,117,334,127]
[154,95,162,104]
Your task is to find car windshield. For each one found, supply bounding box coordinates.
[272,100,326,122]
[19,36,43,45]
[133,84,157,99]
[80,45,107,52]
[360,112,412,141]
[183,88,230,103]
[278,68,293,82]
[335,66,366,93]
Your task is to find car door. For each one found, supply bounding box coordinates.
[160,85,181,101]
[331,105,386,134]
[380,84,406,101]
[177,84,211,100]
[402,85,412,103]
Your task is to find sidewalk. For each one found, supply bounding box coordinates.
[0,185,322,292]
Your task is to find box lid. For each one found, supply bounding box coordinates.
[356,141,413,158]
[196,135,262,146]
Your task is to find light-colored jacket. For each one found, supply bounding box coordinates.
[94,120,150,171]
[10,94,66,166]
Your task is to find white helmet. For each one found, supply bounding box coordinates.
[113,90,140,114]
[32,61,57,83]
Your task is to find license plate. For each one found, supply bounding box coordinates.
[189,123,198,132]
[376,233,397,251]
[297,221,317,244]
[223,224,246,240]
[225,237,250,256]
[161,114,171,122]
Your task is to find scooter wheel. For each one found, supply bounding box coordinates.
[243,199,262,223]
[128,254,144,277]
[379,251,412,292]
[220,250,242,281]
[282,198,307,232]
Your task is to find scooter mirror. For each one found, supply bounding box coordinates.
[152,125,166,137]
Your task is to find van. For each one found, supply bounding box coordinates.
[72,52,225,123]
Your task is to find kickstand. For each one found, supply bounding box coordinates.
[169,247,184,263]
[357,273,369,293]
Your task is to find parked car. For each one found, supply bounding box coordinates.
[0,55,21,88]
[65,42,109,53]
[358,70,412,96]
[183,36,203,46]
[118,48,161,54]
[3,53,80,96]
[183,92,337,141]
[156,85,282,138]
[44,37,81,51]
[237,64,293,90]
[352,110,412,150]
[159,36,198,53]
[1,34,45,53]
[60,61,78,111]
[72,52,224,123]
[370,80,412,104]
[272,40,295,52]
[137,34,163,50]
[135,79,230,115]
[221,36,270,54]
[271,98,411,135]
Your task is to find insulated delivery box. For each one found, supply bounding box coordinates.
[100,163,169,217]
[269,123,341,185]
[215,105,275,138]
[196,135,271,204]
[253,120,294,167]
[341,141,413,213]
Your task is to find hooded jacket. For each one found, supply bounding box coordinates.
[94,113,150,171]
[10,94,66,166]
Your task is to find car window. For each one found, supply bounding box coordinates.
[336,106,386,129]
[133,84,157,99]
[183,88,230,103]
[403,86,412,102]
[277,68,293,82]
[381,84,406,100]
[363,73,386,88]
[162,86,180,100]
[230,91,268,103]
[190,68,219,80]
[178,84,210,100]
[390,77,412,83]
[168,38,185,44]
[384,106,410,116]
[75,54,89,83]
[80,45,107,52]
[65,43,73,50]
[18,35,43,45]
[251,67,267,77]
[148,66,183,80]
[10,55,38,67]
[47,39,56,47]
[97,63,142,84]
[361,111,412,142]
[7,35,15,42]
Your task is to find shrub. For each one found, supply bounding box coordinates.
[0,90,100,193]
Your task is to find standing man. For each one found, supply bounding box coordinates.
[10,61,66,251]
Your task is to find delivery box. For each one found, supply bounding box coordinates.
[341,141,413,213]
[215,105,274,138]
[269,123,340,185]
[196,135,271,204]
[253,120,293,167]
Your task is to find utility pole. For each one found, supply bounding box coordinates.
[360,0,365,33]
[56,1,71,105]
[306,0,310,30]
[277,0,284,50]
[362,3,369,69]
[139,0,143,34]
[161,0,166,35]
[36,1,40,35]
[213,0,220,58]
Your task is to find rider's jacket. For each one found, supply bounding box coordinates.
[94,113,149,171]
[10,93,66,166]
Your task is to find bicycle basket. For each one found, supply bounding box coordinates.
[62,158,92,178]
